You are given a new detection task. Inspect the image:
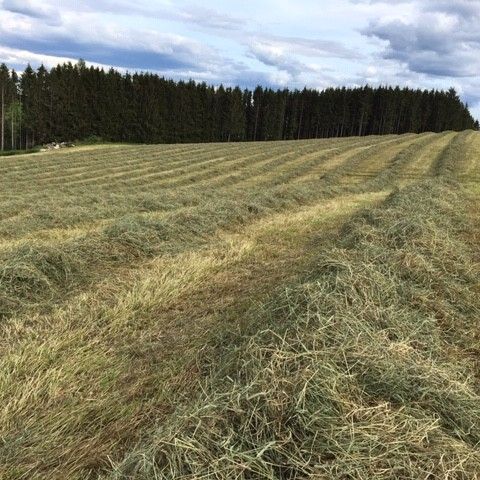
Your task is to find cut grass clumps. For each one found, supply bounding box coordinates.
[430,130,474,177]
[0,182,333,319]
[104,216,172,257]
[0,244,81,314]
[108,178,480,479]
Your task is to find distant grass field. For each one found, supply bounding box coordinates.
[0,131,479,479]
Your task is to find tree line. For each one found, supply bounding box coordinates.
[0,60,478,150]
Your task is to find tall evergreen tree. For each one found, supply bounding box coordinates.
[0,63,10,151]
[1,60,476,149]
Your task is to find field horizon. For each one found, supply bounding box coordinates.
[1,131,479,479]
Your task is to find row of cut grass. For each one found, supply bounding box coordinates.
[0,191,387,480]
[0,135,411,238]
[0,133,456,246]
[105,177,480,479]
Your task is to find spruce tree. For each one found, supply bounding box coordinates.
[3,60,475,148]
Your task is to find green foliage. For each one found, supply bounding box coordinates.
[0,61,477,148]
[0,147,40,156]
[78,135,106,145]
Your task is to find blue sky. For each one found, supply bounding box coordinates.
[1,0,479,119]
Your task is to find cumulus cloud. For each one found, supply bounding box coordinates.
[246,34,359,87]
[423,0,480,19]
[176,6,247,30]
[254,35,361,60]
[362,0,480,77]
[0,9,237,74]
[0,1,359,90]
[0,45,115,70]
[247,41,316,78]
[2,0,248,31]
[2,0,60,25]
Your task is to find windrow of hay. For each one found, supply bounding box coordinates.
[0,134,424,239]
[0,134,468,320]
[430,130,475,177]
[0,182,328,317]
[108,178,480,479]
[0,184,319,317]
[0,192,385,480]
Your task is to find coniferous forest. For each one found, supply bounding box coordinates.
[0,60,478,150]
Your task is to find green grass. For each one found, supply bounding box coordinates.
[0,132,479,479]
[0,147,41,157]
[119,178,479,479]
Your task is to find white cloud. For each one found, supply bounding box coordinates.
[2,0,60,24]
[0,45,114,70]
[0,0,478,118]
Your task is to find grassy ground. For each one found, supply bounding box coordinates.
[0,148,40,157]
[0,132,479,479]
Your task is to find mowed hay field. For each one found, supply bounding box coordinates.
[1,131,480,479]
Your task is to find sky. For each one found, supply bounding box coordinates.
[1,0,479,119]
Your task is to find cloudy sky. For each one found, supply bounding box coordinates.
[1,0,479,118]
